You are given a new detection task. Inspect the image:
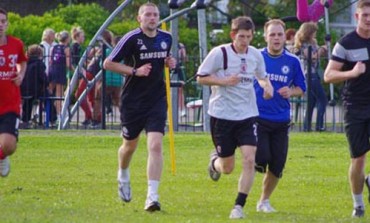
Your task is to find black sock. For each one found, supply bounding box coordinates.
[235,192,248,207]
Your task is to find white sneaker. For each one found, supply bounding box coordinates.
[180,109,186,117]
[257,201,277,213]
[208,151,221,181]
[118,181,131,202]
[0,157,10,177]
[229,205,245,219]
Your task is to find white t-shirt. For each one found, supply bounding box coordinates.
[40,40,57,75]
[197,43,267,120]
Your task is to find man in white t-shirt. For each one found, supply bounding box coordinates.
[196,16,273,219]
[40,28,57,75]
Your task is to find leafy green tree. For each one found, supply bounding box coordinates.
[49,3,110,45]
[8,12,70,46]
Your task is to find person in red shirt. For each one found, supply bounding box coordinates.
[0,8,27,177]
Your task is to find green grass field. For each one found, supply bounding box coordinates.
[0,130,369,222]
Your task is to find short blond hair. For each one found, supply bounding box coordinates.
[264,19,286,34]
[138,2,158,15]
[357,0,370,10]
[41,28,55,42]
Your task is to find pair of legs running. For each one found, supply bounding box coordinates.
[349,154,370,218]
[210,147,280,218]
[117,132,163,212]
[0,113,19,177]
[209,145,256,219]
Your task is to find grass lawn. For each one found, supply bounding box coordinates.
[0,130,368,222]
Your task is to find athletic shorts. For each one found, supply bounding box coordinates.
[344,107,370,158]
[210,116,257,158]
[255,118,290,178]
[0,112,20,139]
[120,98,167,140]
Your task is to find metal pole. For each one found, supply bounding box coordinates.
[197,8,210,132]
[101,44,107,129]
[60,0,133,129]
[324,0,336,131]
[305,46,313,132]
[170,8,179,131]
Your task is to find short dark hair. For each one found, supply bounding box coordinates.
[231,16,255,33]
[0,8,7,19]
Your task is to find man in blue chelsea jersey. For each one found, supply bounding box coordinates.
[103,3,176,212]
[254,19,306,213]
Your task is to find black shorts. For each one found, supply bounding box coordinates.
[210,116,257,158]
[0,112,20,139]
[120,98,167,140]
[255,118,290,178]
[344,107,370,158]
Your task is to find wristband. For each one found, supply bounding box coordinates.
[132,68,137,76]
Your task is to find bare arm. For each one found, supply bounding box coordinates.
[324,60,365,84]
[277,86,304,99]
[196,74,241,86]
[103,59,152,77]
[257,77,274,99]
[13,61,27,86]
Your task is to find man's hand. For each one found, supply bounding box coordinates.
[136,63,152,77]
[277,86,291,99]
[263,83,274,99]
[165,56,176,69]
[12,72,24,86]
[351,61,366,78]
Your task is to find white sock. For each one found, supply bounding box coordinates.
[261,199,270,204]
[352,193,364,208]
[147,180,160,202]
[117,168,130,183]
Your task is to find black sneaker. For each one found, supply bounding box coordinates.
[81,119,92,126]
[208,150,221,181]
[89,120,101,129]
[144,201,161,212]
[352,206,364,218]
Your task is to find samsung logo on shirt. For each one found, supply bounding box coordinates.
[140,51,167,60]
[267,73,288,83]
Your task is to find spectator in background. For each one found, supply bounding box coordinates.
[70,26,86,82]
[40,28,56,75]
[49,30,73,122]
[89,29,115,128]
[294,22,327,132]
[177,41,187,117]
[40,28,57,124]
[104,35,124,116]
[20,45,48,128]
[0,7,28,177]
[285,28,296,52]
